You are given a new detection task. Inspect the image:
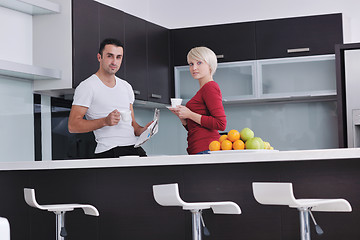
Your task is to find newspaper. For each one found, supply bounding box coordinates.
[134,108,160,147]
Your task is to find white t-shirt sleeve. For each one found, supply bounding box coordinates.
[124,80,135,104]
[72,80,93,108]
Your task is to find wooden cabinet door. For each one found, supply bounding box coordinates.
[171,22,256,66]
[124,13,148,101]
[256,13,343,59]
[147,22,171,104]
[72,0,99,88]
[99,4,125,79]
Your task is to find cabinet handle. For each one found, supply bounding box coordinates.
[133,90,141,95]
[287,48,310,53]
[216,54,225,59]
[151,94,162,99]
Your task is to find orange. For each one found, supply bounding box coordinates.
[227,129,240,142]
[219,134,228,143]
[221,139,233,150]
[209,140,221,151]
[233,140,245,150]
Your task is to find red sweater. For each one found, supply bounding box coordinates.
[185,81,227,154]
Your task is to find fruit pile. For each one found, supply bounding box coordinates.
[209,128,274,151]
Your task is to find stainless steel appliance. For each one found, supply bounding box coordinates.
[336,43,360,147]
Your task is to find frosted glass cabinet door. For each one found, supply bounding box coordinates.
[175,61,256,102]
[224,100,339,150]
[258,55,336,98]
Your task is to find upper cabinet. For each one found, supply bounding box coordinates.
[171,22,256,66]
[123,14,148,101]
[72,0,99,88]
[147,22,171,104]
[72,1,127,88]
[0,59,61,80]
[0,0,61,82]
[72,0,170,104]
[99,4,125,79]
[256,13,343,59]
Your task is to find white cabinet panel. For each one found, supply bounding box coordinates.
[175,61,256,103]
[0,0,60,15]
[225,100,339,150]
[258,55,336,98]
[175,55,336,103]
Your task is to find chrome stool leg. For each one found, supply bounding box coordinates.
[191,210,202,240]
[55,211,67,240]
[299,208,311,240]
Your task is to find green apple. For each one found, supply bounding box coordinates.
[253,137,265,149]
[240,128,254,142]
[245,137,261,149]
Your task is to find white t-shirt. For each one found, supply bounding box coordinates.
[72,74,137,153]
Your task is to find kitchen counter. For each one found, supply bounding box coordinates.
[0,148,359,171]
[1,148,360,240]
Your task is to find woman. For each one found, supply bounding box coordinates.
[171,46,226,154]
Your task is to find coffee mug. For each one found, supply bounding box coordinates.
[119,110,131,122]
[171,98,182,107]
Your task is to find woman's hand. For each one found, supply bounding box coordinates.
[176,105,192,119]
[169,106,187,126]
[176,105,202,125]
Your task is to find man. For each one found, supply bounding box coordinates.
[68,38,151,158]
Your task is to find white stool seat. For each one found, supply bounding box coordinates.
[24,188,99,240]
[153,183,241,240]
[0,217,10,240]
[252,182,352,240]
[24,188,99,216]
[252,182,352,212]
[153,183,241,214]
[293,199,352,211]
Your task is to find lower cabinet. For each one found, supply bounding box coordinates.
[1,158,359,240]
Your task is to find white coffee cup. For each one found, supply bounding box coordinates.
[119,110,131,122]
[171,98,182,107]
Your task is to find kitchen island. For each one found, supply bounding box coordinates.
[1,148,360,240]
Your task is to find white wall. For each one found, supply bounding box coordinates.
[97,0,360,43]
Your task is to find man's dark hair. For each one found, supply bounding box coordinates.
[98,38,124,56]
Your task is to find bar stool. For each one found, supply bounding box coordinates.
[153,183,241,240]
[24,188,99,240]
[0,217,10,240]
[252,182,352,240]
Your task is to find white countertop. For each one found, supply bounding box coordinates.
[1,148,360,171]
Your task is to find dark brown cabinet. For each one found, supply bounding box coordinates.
[72,1,126,87]
[171,22,256,66]
[72,0,170,104]
[72,0,99,88]
[123,14,148,101]
[147,22,171,104]
[256,13,343,59]
[99,4,125,79]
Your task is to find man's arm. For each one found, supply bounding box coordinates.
[130,104,153,136]
[68,105,120,133]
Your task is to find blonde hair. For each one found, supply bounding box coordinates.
[187,46,218,76]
